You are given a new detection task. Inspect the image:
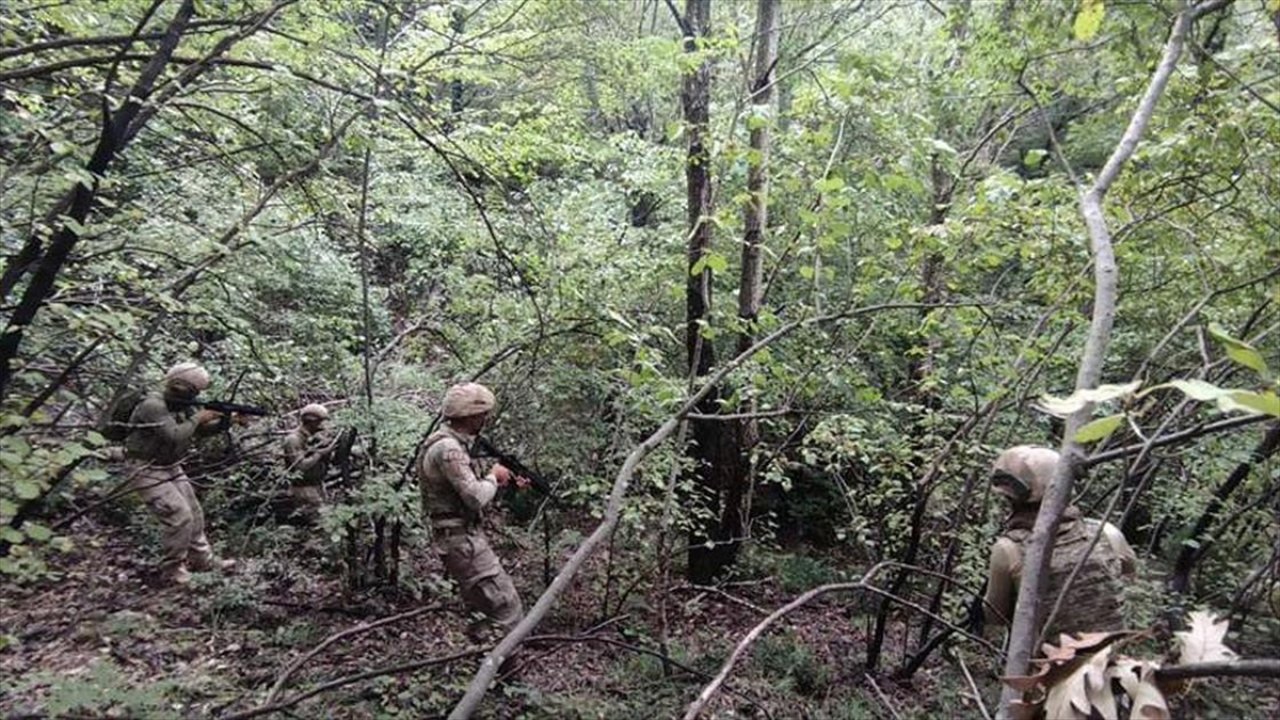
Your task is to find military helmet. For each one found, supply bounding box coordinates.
[300,403,330,421]
[991,445,1059,504]
[164,361,210,391]
[441,382,496,418]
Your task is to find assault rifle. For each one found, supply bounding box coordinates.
[472,436,556,501]
[197,399,271,416]
[174,398,271,417]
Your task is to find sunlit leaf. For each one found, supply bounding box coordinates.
[1036,381,1142,418]
[1074,414,1125,443]
[1073,0,1106,41]
[1109,659,1169,720]
[1208,322,1270,377]
[1217,390,1280,417]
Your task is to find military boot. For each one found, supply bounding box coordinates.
[189,554,237,573]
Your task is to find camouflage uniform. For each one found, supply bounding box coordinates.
[123,363,233,584]
[983,446,1137,638]
[418,383,523,636]
[282,404,334,516]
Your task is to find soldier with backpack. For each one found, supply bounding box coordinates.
[983,445,1137,638]
[119,362,237,585]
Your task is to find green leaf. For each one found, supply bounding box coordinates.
[814,176,845,193]
[0,527,22,544]
[1073,0,1105,41]
[1074,414,1125,443]
[1162,378,1234,402]
[1208,323,1269,377]
[1023,149,1049,168]
[1218,391,1280,417]
[690,252,727,276]
[23,523,52,542]
[14,480,40,500]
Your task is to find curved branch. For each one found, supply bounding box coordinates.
[265,605,445,704]
[444,302,973,720]
[1000,4,1213,714]
[681,562,1001,719]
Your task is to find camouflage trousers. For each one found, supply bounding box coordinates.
[125,462,214,578]
[437,528,523,638]
[289,484,326,521]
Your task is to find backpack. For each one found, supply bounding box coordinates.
[1006,519,1127,637]
[98,389,145,442]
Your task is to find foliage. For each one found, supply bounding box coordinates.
[1,0,1279,716]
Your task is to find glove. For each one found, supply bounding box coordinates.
[966,595,986,635]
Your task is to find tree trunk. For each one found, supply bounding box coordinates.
[722,0,780,579]
[679,0,748,584]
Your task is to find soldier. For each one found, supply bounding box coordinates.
[983,445,1137,638]
[417,382,524,638]
[124,362,236,585]
[282,403,335,518]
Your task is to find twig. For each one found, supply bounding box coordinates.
[680,563,1001,719]
[1155,659,1280,681]
[220,648,484,720]
[864,673,903,720]
[265,605,444,703]
[673,584,768,615]
[956,650,993,720]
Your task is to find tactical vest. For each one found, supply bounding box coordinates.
[1005,518,1126,639]
[417,430,482,526]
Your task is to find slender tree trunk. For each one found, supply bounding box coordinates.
[679,0,748,584]
[1170,421,1280,595]
[725,0,780,577]
[999,3,1216,715]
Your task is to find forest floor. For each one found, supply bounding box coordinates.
[2,507,1278,719]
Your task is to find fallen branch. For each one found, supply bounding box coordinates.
[672,584,769,615]
[265,604,445,704]
[680,562,1001,719]
[446,303,966,719]
[219,648,484,720]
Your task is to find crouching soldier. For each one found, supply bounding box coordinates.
[282,403,365,521]
[417,382,524,639]
[983,445,1137,638]
[282,403,334,520]
[124,362,236,585]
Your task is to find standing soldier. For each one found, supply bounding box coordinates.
[417,382,524,638]
[282,403,335,519]
[983,445,1138,638]
[124,362,236,585]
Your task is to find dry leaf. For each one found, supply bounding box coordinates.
[1045,646,1111,720]
[1109,659,1170,720]
[1175,610,1237,665]
[1082,649,1118,720]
